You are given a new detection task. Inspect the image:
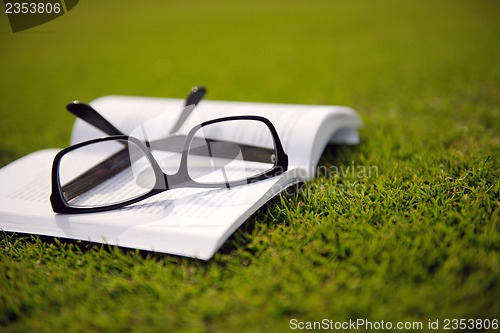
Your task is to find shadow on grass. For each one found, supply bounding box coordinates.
[0,230,193,265]
[217,143,361,257]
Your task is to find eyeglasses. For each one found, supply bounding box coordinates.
[50,91,288,214]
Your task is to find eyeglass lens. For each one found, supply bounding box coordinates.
[58,139,156,208]
[187,119,276,184]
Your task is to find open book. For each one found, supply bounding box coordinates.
[0,96,361,259]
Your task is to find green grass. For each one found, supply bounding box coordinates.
[1,0,499,331]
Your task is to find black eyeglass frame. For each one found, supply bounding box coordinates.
[50,115,288,214]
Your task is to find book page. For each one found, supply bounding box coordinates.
[0,149,302,259]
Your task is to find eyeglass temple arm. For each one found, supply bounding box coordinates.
[173,137,276,164]
[66,102,125,135]
[169,86,206,134]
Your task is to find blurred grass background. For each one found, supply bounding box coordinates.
[1,0,499,331]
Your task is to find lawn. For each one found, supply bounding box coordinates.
[0,0,499,332]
